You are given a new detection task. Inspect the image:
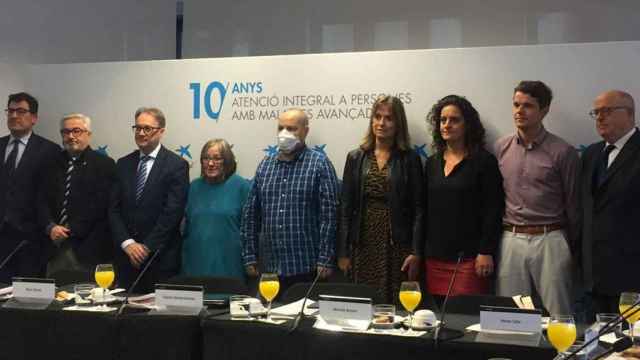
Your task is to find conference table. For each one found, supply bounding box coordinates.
[201,312,559,360]
[1,296,602,360]
[0,300,207,360]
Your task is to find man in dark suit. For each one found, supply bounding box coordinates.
[39,113,116,275]
[580,90,640,316]
[0,92,59,283]
[109,107,189,292]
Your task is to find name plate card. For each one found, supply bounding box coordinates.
[12,277,55,300]
[318,294,372,322]
[155,284,203,309]
[480,306,542,333]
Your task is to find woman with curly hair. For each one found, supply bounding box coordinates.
[424,95,504,304]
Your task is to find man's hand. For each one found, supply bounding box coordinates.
[49,225,71,242]
[400,254,421,281]
[337,257,351,275]
[124,242,149,269]
[317,266,333,280]
[245,264,259,277]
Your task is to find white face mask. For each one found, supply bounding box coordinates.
[277,129,300,153]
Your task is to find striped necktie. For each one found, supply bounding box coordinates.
[58,159,75,226]
[5,139,19,177]
[135,155,151,202]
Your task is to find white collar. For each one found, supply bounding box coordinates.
[140,143,161,159]
[9,131,32,145]
[607,127,637,150]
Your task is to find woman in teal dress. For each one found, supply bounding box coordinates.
[181,139,251,279]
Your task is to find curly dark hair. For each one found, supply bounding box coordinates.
[426,94,486,156]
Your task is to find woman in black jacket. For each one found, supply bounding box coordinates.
[424,95,504,304]
[338,95,424,303]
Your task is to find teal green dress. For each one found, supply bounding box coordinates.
[181,174,251,278]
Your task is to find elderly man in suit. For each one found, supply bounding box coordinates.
[0,92,59,283]
[109,107,189,292]
[579,90,640,316]
[39,113,116,276]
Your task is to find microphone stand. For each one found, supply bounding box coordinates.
[116,248,163,316]
[0,240,27,273]
[564,297,640,359]
[592,336,632,360]
[434,251,465,349]
[289,259,332,333]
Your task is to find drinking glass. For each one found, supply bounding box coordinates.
[399,281,421,331]
[619,292,640,344]
[259,273,280,320]
[547,315,577,359]
[94,264,115,302]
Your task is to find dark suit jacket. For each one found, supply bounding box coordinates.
[338,148,424,258]
[109,145,189,286]
[579,128,640,295]
[0,133,59,275]
[38,147,116,266]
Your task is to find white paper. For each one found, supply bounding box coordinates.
[13,281,55,300]
[271,298,317,316]
[480,309,541,333]
[466,323,536,335]
[63,305,117,312]
[0,286,13,296]
[314,316,425,337]
[155,288,203,309]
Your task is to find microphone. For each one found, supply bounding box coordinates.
[0,240,28,273]
[434,251,465,349]
[289,258,333,333]
[564,298,640,359]
[117,246,163,316]
[592,336,633,360]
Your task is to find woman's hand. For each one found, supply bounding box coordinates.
[475,254,494,278]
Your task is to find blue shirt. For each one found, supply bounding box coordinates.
[241,146,339,276]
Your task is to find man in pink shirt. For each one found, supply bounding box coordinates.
[494,81,579,316]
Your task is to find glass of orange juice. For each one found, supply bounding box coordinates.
[547,315,577,359]
[259,273,280,320]
[399,281,421,332]
[619,292,640,344]
[94,264,115,303]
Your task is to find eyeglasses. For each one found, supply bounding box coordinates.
[5,108,31,116]
[132,125,162,135]
[60,128,89,136]
[202,156,224,164]
[589,106,630,119]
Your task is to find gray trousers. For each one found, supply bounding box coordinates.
[496,229,573,316]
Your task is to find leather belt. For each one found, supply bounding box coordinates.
[503,223,563,235]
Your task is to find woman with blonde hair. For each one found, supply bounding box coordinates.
[338,95,424,303]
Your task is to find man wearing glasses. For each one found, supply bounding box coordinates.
[579,90,640,316]
[109,107,189,292]
[39,113,116,276]
[0,92,59,283]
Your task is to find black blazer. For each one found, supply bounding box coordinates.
[38,147,116,266]
[579,129,640,295]
[0,133,59,241]
[338,148,424,258]
[109,145,189,274]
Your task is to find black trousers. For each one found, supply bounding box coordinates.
[0,224,45,284]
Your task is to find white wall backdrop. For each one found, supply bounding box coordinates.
[0,63,27,137]
[20,41,640,179]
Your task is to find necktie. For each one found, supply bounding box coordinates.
[596,144,616,187]
[58,159,75,227]
[5,139,19,177]
[135,156,151,202]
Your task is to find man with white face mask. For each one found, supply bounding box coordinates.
[241,108,339,294]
